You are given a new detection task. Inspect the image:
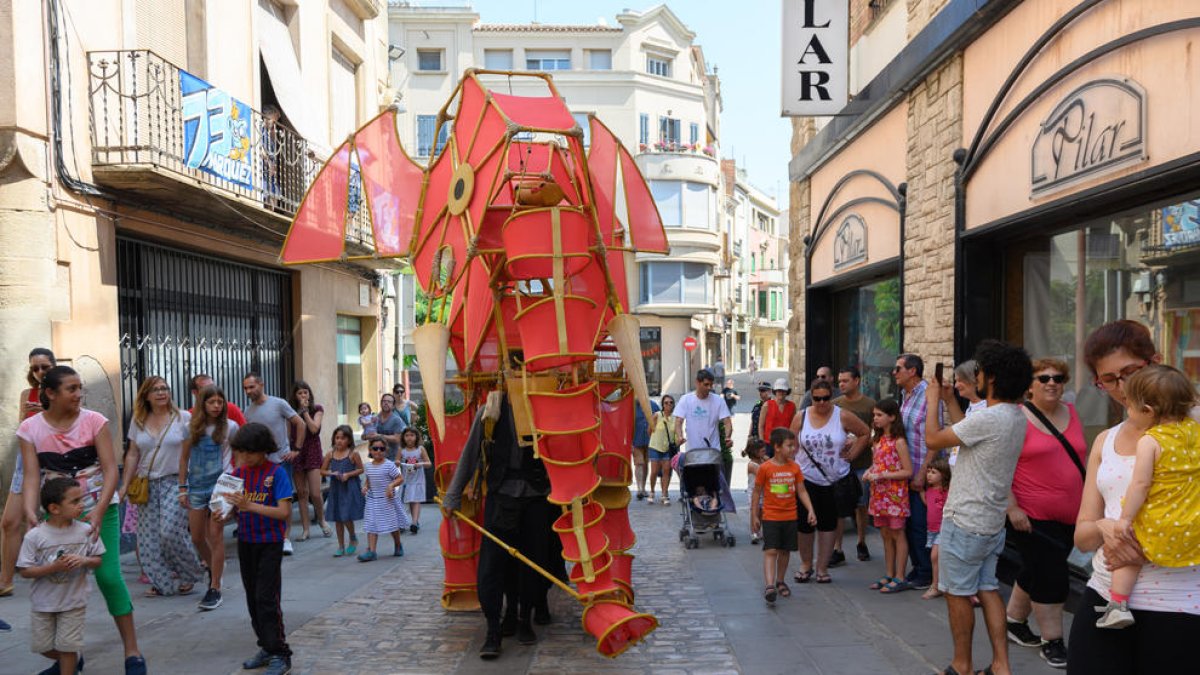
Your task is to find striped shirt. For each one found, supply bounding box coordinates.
[901,380,930,472]
[233,461,294,543]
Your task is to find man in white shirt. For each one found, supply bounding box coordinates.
[924,340,1033,675]
[674,369,732,453]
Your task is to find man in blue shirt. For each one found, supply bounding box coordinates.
[632,398,661,500]
[368,393,407,461]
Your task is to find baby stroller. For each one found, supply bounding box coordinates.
[675,447,736,549]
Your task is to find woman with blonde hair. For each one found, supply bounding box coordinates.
[120,376,205,597]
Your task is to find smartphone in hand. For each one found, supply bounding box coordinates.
[935,362,945,385]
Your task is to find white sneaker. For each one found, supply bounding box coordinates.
[1095,600,1134,629]
[282,539,294,556]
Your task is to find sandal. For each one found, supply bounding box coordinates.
[775,581,791,598]
[880,579,912,594]
[764,586,777,603]
[815,573,833,584]
[320,522,333,538]
[869,576,893,590]
[145,587,165,597]
[660,496,671,505]
[297,531,311,542]
[0,584,13,597]
[178,583,196,596]
[636,492,647,501]
[333,548,346,557]
[793,569,814,584]
[922,588,944,600]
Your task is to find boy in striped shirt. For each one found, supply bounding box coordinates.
[218,423,295,675]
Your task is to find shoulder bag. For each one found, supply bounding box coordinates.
[796,409,861,517]
[127,412,175,505]
[1022,401,1086,480]
[663,417,680,457]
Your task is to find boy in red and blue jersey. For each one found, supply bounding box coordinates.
[218,423,295,675]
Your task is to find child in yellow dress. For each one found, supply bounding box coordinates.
[1098,364,1200,629]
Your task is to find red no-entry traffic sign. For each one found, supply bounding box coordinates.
[683,336,698,352]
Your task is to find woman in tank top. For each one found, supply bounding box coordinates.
[1068,320,1200,675]
[789,380,870,584]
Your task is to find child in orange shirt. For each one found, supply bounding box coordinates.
[751,427,817,605]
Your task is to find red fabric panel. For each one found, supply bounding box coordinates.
[354,111,423,257]
[599,391,634,462]
[430,406,476,467]
[411,148,454,291]
[586,118,620,247]
[549,144,581,207]
[619,148,669,254]
[453,77,487,162]
[490,92,575,131]
[463,257,494,369]
[281,142,351,263]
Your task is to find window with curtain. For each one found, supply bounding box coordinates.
[639,262,712,305]
[417,49,443,71]
[416,115,436,157]
[689,123,699,146]
[658,117,681,145]
[587,49,612,70]
[484,49,513,69]
[526,49,570,70]
[330,48,358,144]
[646,54,672,77]
[650,181,682,227]
[683,182,710,229]
[639,114,649,145]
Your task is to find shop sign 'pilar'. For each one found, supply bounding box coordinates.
[1030,78,1147,198]
[781,0,848,117]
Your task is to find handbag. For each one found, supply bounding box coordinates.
[663,418,680,457]
[1022,401,1086,480]
[127,412,175,505]
[796,409,861,517]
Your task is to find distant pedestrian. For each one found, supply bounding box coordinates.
[322,425,364,557]
[359,441,410,561]
[710,356,726,383]
[357,402,379,438]
[865,399,912,594]
[1100,365,1200,630]
[647,395,678,504]
[743,439,769,544]
[398,428,432,534]
[751,428,816,605]
[924,339,1032,675]
[722,379,740,415]
[17,478,104,675]
[288,381,330,541]
[748,356,758,377]
[222,423,295,675]
[179,385,239,611]
[921,455,951,601]
[632,398,661,501]
[121,376,205,598]
[748,381,771,444]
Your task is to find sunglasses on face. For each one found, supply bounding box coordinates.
[811,395,832,403]
[369,446,387,452]
[1036,374,1067,384]
[892,366,905,373]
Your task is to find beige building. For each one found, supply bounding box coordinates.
[0,0,399,492]
[388,3,777,396]
[789,0,1200,428]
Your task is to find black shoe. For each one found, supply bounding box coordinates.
[1040,638,1067,669]
[500,613,518,637]
[828,549,846,567]
[479,631,502,660]
[856,542,870,561]
[198,588,223,611]
[410,523,419,534]
[517,620,537,646]
[1006,619,1042,647]
[533,604,552,625]
[263,655,291,675]
[242,649,270,669]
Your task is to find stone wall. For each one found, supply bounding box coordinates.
[901,54,962,368]
[906,0,954,39]
[788,117,818,392]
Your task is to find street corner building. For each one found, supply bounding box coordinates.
[0,0,400,466]
[789,0,1200,433]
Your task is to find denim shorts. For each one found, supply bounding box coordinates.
[927,530,940,548]
[648,448,671,461]
[937,518,1005,595]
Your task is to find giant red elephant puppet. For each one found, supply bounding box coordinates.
[280,70,668,657]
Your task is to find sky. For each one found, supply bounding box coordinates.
[469,0,792,209]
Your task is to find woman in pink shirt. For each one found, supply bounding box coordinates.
[1003,357,1086,668]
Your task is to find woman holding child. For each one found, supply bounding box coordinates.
[1067,320,1200,674]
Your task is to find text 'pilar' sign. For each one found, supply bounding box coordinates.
[781,0,848,117]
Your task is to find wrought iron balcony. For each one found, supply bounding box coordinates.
[88,50,375,253]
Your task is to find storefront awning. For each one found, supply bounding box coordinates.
[257,5,328,151]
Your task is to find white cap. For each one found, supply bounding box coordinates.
[772,378,790,393]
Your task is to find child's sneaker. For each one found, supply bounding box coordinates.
[750,533,761,545]
[263,655,291,675]
[242,649,270,669]
[1095,600,1135,629]
[1006,618,1041,647]
[198,588,223,611]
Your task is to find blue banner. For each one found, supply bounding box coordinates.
[1162,199,1200,250]
[180,70,254,190]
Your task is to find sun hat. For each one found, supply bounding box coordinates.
[772,377,791,394]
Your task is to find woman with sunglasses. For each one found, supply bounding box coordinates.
[1067,320,1200,675]
[1,348,56,596]
[647,395,678,504]
[1000,358,1085,668]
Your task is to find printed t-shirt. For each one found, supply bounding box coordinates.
[945,402,1027,535]
[1011,404,1086,524]
[17,409,116,511]
[245,396,297,464]
[17,520,106,612]
[233,461,295,543]
[755,459,804,521]
[675,392,730,451]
